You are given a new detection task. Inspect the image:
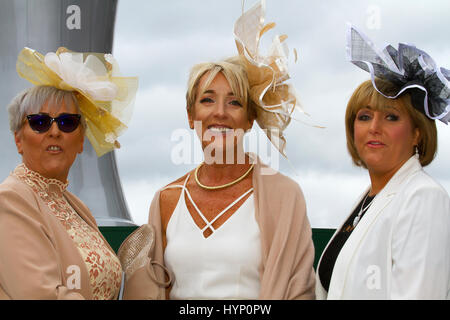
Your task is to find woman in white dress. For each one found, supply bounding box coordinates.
[123,1,316,300]
[157,58,315,300]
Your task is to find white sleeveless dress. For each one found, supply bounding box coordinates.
[164,174,261,299]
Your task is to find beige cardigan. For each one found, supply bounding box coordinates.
[148,158,316,299]
[0,173,116,300]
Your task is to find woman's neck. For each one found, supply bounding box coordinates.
[367,167,398,196]
[367,175,388,196]
[199,154,253,184]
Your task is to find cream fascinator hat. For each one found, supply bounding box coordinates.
[16,47,138,156]
[234,0,307,157]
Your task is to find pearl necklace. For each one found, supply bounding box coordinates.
[194,163,254,190]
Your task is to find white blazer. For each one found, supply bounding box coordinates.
[316,156,450,299]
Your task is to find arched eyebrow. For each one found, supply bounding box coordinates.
[384,105,400,112]
[359,105,400,112]
[202,89,235,96]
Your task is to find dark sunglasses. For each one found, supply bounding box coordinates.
[26,113,82,133]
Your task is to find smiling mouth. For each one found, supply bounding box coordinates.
[47,145,62,152]
[207,125,233,133]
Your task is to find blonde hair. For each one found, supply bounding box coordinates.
[186,56,257,121]
[345,79,437,167]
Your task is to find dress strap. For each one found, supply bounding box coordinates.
[162,173,254,235]
[182,187,213,230]
[183,188,253,232]
[160,173,212,229]
[184,187,254,233]
[202,187,254,232]
[160,173,190,191]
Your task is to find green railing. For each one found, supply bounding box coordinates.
[311,228,335,269]
[100,226,138,253]
[100,227,336,270]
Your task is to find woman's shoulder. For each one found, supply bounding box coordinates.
[0,174,35,200]
[159,172,191,198]
[404,168,449,198]
[255,163,303,195]
[157,171,192,229]
[158,171,194,211]
[0,174,45,224]
[395,169,450,222]
[390,168,450,236]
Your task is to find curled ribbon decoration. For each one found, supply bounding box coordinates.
[234,0,307,157]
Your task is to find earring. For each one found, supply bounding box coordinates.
[414,145,420,160]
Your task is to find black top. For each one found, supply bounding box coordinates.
[318,193,376,292]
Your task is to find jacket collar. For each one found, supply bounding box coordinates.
[13,163,68,195]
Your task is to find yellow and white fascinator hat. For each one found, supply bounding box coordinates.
[16,47,138,157]
[234,0,306,157]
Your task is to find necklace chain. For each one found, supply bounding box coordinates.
[194,163,254,190]
[353,192,374,227]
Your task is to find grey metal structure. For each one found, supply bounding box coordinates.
[0,0,135,226]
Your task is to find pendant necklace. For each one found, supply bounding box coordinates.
[353,193,375,227]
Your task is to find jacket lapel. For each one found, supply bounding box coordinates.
[315,187,369,298]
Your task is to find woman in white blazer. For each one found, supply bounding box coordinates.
[316,78,450,299]
[316,26,450,299]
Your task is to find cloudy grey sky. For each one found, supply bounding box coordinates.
[107,0,450,228]
[1,1,449,229]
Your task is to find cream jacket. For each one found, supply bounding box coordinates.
[0,173,117,300]
[316,157,450,299]
[148,157,316,299]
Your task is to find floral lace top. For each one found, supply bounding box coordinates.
[13,164,122,300]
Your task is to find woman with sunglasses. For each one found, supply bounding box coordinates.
[0,47,137,299]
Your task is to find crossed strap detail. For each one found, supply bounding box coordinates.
[163,174,254,234]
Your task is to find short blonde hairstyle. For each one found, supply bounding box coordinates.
[186,56,257,121]
[345,79,437,167]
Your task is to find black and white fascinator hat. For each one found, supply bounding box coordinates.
[346,24,450,124]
